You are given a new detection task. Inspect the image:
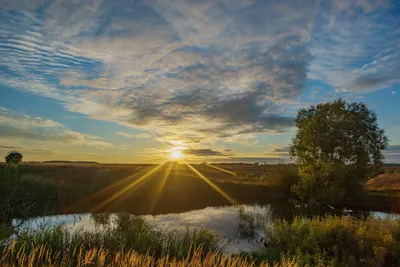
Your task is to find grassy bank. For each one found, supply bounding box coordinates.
[365,172,400,195]
[0,213,297,267]
[3,214,400,266]
[0,244,300,267]
[241,216,400,267]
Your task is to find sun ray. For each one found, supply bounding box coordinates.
[205,164,237,176]
[66,165,162,212]
[91,164,163,212]
[185,162,237,204]
[149,162,173,213]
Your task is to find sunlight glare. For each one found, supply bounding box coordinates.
[91,164,163,212]
[185,162,237,205]
[170,148,183,159]
[149,162,173,213]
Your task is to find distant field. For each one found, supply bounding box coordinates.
[2,162,400,216]
[1,162,293,216]
[365,173,400,194]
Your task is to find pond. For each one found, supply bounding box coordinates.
[12,204,400,253]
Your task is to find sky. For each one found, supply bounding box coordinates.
[0,0,399,163]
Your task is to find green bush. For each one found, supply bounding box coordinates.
[261,165,299,193]
[259,216,400,266]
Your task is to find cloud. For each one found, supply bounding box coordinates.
[386,145,400,154]
[309,0,400,93]
[116,132,152,139]
[269,146,291,153]
[0,0,312,145]
[225,157,291,164]
[183,148,226,157]
[0,108,110,148]
[0,0,399,147]
[0,144,20,149]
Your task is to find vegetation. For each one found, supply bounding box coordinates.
[241,216,400,267]
[4,214,221,261]
[0,165,60,226]
[0,243,302,267]
[290,99,388,207]
[4,214,400,266]
[365,172,400,195]
[5,151,23,165]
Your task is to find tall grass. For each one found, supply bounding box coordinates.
[241,216,400,267]
[0,213,308,266]
[3,214,223,262]
[0,243,304,267]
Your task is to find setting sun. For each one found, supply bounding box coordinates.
[170,149,183,159]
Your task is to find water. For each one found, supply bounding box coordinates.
[12,204,400,253]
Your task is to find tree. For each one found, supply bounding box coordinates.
[5,151,23,165]
[290,99,388,206]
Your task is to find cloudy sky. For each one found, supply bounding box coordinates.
[0,0,399,163]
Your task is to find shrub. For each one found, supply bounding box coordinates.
[260,216,400,266]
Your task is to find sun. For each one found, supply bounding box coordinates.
[170,149,182,159]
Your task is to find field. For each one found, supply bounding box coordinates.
[3,162,400,266]
[1,162,298,217]
[365,173,400,194]
[1,162,400,219]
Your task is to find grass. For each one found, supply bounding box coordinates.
[2,163,400,221]
[4,214,400,266]
[0,212,301,266]
[1,213,222,263]
[0,244,304,267]
[241,215,400,267]
[1,163,299,219]
[365,172,400,195]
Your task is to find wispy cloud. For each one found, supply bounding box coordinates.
[183,148,226,157]
[0,144,20,150]
[116,131,152,139]
[0,0,399,147]
[0,107,110,148]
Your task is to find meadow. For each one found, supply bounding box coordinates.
[1,162,399,218]
[2,162,400,266]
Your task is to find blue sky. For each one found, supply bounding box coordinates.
[0,0,399,163]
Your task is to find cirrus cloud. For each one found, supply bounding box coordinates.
[0,107,110,148]
[0,0,399,148]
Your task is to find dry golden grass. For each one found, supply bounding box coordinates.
[365,173,400,193]
[0,243,303,267]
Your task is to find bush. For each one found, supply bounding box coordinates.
[258,216,400,266]
[261,165,299,194]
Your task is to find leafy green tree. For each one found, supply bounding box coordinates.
[5,151,23,165]
[290,99,388,206]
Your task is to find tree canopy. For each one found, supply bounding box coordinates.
[5,151,23,165]
[290,99,388,206]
